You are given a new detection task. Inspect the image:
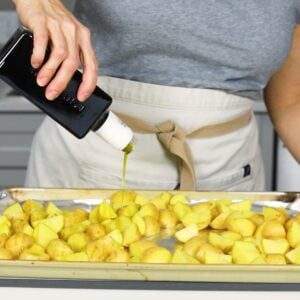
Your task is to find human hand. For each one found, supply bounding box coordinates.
[12,0,98,101]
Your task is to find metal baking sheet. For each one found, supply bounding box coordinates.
[0,187,300,283]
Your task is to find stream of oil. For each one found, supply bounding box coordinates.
[121,142,134,189]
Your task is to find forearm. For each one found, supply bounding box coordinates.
[268,100,300,162]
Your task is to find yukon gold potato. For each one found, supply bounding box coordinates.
[46,239,73,259]
[261,238,290,255]
[0,223,11,236]
[192,202,217,217]
[229,200,252,212]
[57,252,89,262]
[86,223,106,241]
[3,202,26,222]
[5,233,34,258]
[220,231,242,242]
[106,249,130,263]
[208,231,235,253]
[22,200,44,215]
[12,219,33,236]
[30,210,47,225]
[171,249,199,264]
[45,202,63,217]
[204,252,232,264]
[195,243,223,263]
[170,194,188,205]
[19,247,50,261]
[60,220,90,240]
[144,216,160,237]
[118,204,139,218]
[138,203,159,219]
[172,202,192,220]
[182,211,211,230]
[231,241,261,264]
[132,214,146,235]
[33,223,58,248]
[287,220,300,248]
[250,255,267,264]
[106,229,123,245]
[285,246,300,264]
[175,224,198,243]
[250,213,264,226]
[134,194,149,206]
[129,240,157,258]
[141,247,172,263]
[85,240,108,262]
[210,212,230,230]
[123,223,141,246]
[183,236,206,257]
[265,254,286,264]
[261,221,286,239]
[151,196,167,211]
[0,233,8,248]
[227,218,256,237]
[98,201,117,221]
[0,248,13,260]
[110,190,136,211]
[0,216,11,227]
[103,219,118,233]
[115,216,132,232]
[159,209,177,229]
[67,232,89,252]
[263,207,288,225]
[32,215,64,233]
[89,206,99,223]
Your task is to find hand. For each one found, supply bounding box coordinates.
[12,0,98,101]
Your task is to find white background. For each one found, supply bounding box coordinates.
[1,289,300,300]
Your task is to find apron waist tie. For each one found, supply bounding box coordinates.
[115,111,252,191]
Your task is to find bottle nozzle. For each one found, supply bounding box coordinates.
[94,111,133,151]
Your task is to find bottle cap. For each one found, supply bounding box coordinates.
[95,111,133,151]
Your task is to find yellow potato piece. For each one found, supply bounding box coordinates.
[0,248,13,260]
[129,240,157,258]
[142,247,171,263]
[227,218,256,237]
[265,254,286,265]
[171,249,199,264]
[67,232,89,252]
[106,249,130,263]
[204,252,232,264]
[46,239,73,259]
[231,241,260,264]
[182,211,211,230]
[195,243,222,263]
[285,246,300,264]
[287,220,300,248]
[261,238,290,255]
[33,223,58,249]
[183,236,206,257]
[175,224,198,243]
[159,209,177,229]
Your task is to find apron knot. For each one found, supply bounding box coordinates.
[115,111,252,191]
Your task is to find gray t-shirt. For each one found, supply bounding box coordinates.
[74,1,300,100]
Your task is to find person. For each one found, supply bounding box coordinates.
[11,0,300,191]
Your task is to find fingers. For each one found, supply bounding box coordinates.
[14,0,98,102]
[30,18,48,69]
[40,20,79,100]
[76,27,98,101]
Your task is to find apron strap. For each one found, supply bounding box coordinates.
[116,111,252,191]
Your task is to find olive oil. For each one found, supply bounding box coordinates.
[121,142,134,189]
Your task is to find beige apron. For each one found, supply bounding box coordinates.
[25,76,265,191]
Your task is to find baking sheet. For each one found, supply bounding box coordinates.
[1,187,300,283]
